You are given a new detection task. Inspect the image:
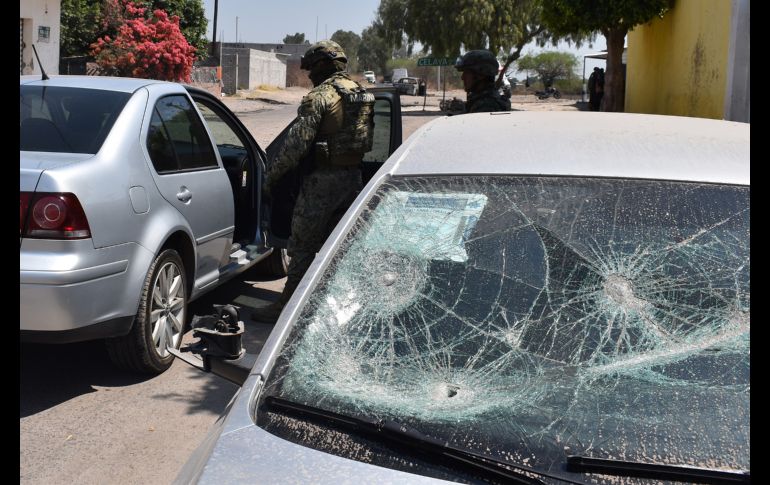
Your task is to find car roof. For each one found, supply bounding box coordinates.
[20,75,170,93]
[385,112,749,185]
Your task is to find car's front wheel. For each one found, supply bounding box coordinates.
[106,249,187,374]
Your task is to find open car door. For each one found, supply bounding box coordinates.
[263,87,403,249]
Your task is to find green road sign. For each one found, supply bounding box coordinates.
[417,57,455,67]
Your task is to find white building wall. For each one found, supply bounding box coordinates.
[20,0,61,75]
[247,50,287,89]
[221,48,287,94]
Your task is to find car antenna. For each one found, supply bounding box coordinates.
[31,45,50,80]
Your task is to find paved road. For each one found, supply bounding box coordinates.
[20,97,445,485]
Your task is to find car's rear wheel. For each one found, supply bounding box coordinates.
[106,249,187,374]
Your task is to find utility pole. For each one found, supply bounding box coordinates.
[315,17,318,42]
[235,17,239,45]
[211,0,219,57]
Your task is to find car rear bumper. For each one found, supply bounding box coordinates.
[20,316,135,343]
[20,239,155,338]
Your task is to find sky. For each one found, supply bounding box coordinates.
[201,0,608,78]
[201,0,381,45]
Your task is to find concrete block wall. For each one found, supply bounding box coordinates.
[249,50,287,88]
[221,48,287,94]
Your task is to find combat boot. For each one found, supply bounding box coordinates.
[250,300,284,324]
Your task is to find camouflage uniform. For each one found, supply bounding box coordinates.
[455,49,510,114]
[260,43,375,316]
[465,87,511,113]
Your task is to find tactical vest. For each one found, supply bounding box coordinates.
[314,75,375,168]
[466,88,511,113]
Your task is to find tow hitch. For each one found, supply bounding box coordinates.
[168,304,256,386]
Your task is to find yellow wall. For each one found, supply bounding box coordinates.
[625,0,731,119]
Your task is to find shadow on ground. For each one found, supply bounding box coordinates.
[20,272,283,418]
[20,339,145,418]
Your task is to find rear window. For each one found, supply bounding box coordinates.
[20,86,131,154]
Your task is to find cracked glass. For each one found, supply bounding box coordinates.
[260,175,749,482]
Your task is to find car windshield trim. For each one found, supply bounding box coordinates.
[264,395,587,485]
[565,455,749,484]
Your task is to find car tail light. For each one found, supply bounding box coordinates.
[20,192,91,239]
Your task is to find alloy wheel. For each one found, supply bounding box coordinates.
[149,261,185,357]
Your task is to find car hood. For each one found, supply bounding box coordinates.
[20,152,95,191]
[177,376,448,484]
[189,422,448,484]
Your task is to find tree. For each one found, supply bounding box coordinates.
[283,32,309,44]
[150,0,208,57]
[376,0,580,87]
[91,2,196,81]
[358,21,390,76]
[330,30,362,73]
[60,0,102,57]
[61,0,207,58]
[542,0,672,111]
[517,51,578,88]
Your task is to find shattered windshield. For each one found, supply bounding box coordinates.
[260,176,749,482]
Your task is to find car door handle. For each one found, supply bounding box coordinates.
[176,187,192,203]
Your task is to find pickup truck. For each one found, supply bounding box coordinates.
[393,76,422,96]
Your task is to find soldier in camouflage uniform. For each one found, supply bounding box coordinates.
[252,40,376,323]
[455,50,511,113]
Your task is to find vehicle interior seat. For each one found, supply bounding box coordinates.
[219,148,255,243]
[63,97,108,153]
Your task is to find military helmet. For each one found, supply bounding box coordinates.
[300,40,347,70]
[455,50,499,77]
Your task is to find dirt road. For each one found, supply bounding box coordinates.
[223,85,580,146]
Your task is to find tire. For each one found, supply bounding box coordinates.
[106,249,187,374]
[252,247,290,279]
[553,91,562,99]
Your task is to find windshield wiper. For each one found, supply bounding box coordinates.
[567,455,749,484]
[265,395,584,485]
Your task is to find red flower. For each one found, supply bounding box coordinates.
[91,0,195,81]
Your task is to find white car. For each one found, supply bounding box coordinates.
[177,112,750,484]
[363,70,376,84]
